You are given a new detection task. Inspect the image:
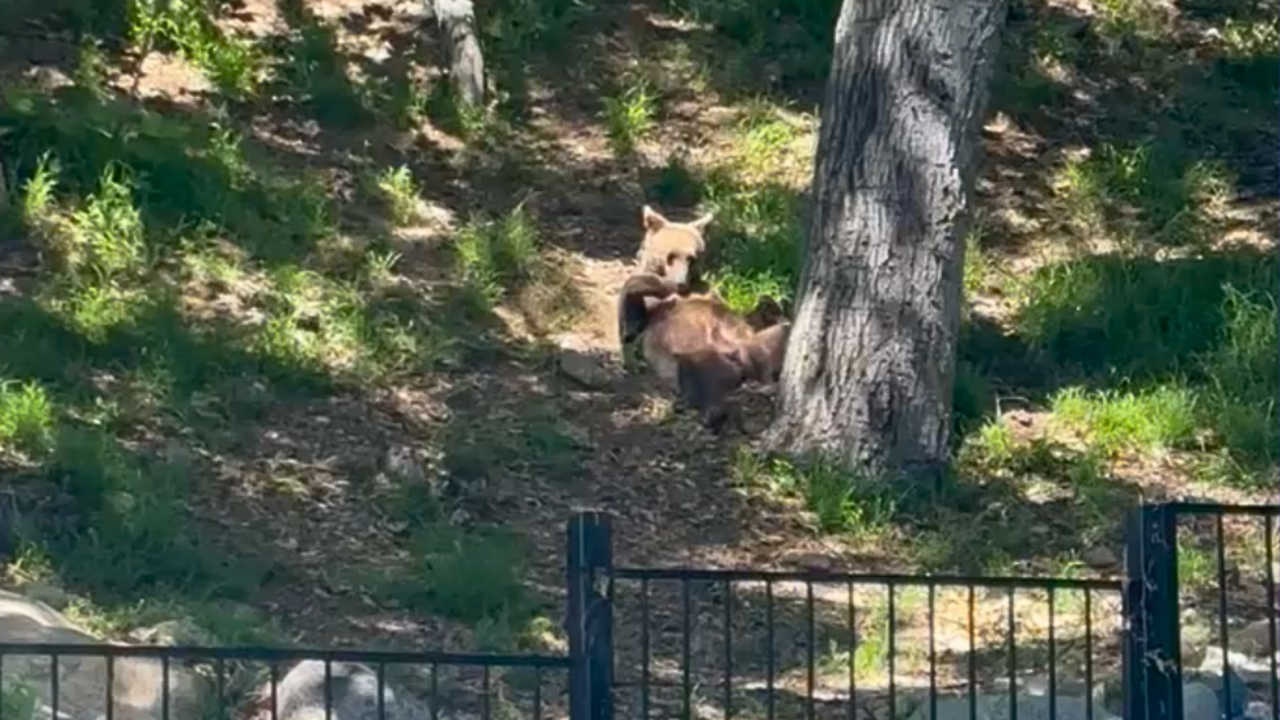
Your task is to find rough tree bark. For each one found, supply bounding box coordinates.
[425,0,486,108]
[766,0,1008,483]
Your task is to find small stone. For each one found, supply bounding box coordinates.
[790,553,835,572]
[1244,701,1274,720]
[1181,681,1220,720]
[557,350,614,389]
[131,618,214,647]
[1082,546,1119,569]
[20,583,70,610]
[1180,636,1205,668]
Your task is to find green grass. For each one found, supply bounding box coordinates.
[1050,385,1199,455]
[455,205,543,304]
[381,523,529,624]
[601,80,658,157]
[373,165,422,227]
[732,449,898,539]
[1016,249,1278,483]
[127,0,264,101]
[1051,140,1231,248]
[0,380,54,457]
[0,679,38,720]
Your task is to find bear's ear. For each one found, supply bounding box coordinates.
[642,205,669,232]
[688,212,714,232]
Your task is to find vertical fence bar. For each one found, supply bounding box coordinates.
[323,659,332,720]
[641,578,651,720]
[430,664,439,720]
[968,586,976,720]
[766,580,775,720]
[105,654,114,720]
[163,655,171,720]
[50,652,58,720]
[215,659,226,720]
[928,582,937,720]
[376,663,386,720]
[806,581,816,720]
[567,511,614,720]
[1084,590,1094,720]
[723,580,733,720]
[270,662,280,720]
[888,584,897,720]
[1214,514,1231,720]
[1267,514,1278,713]
[1048,587,1056,720]
[1123,503,1182,720]
[847,581,856,720]
[534,666,543,720]
[482,665,491,720]
[682,580,692,720]
[1007,589,1017,720]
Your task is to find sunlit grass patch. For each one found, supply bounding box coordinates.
[0,380,55,457]
[373,165,423,227]
[1050,385,1199,455]
[701,175,805,312]
[1050,142,1232,248]
[730,99,814,182]
[602,80,658,157]
[452,204,585,330]
[732,448,898,541]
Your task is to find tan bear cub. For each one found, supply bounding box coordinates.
[636,205,713,294]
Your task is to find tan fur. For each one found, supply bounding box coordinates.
[636,205,713,292]
[618,273,790,432]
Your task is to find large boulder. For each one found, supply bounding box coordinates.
[907,693,1120,720]
[249,661,432,720]
[0,590,209,720]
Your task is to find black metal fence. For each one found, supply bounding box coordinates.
[1124,502,1279,720]
[0,502,1275,720]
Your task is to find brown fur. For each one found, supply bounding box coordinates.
[636,205,713,292]
[618,273,790,433]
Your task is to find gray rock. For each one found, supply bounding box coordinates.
[1244,701,1274,720]
[1200,644,1279,688]
[1082,546,1119,569]
[907,693,1120,720]
[1185,668,1246,719]
[1232,619,1280,659]
[19,583,71,611]
[556,349,614,389]
[1182,681,1224,720]
[0,590,208,720]
[254,661,431,720]
[130,618,214,647]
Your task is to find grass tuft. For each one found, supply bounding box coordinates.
[0,380,55,457]
[733,449,898,539]
[1050,385,1199,455]
[602,80,658,157]
[384,524,528,624]
[373,165,422,227]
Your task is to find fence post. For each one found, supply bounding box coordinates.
[1123,503,1182,720]
[567,511,613,720]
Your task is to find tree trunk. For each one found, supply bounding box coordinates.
[425,0,485,108]
[766,0,1008,483]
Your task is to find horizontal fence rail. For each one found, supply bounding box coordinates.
[0,644,574,666]
[611,566,1123,590]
